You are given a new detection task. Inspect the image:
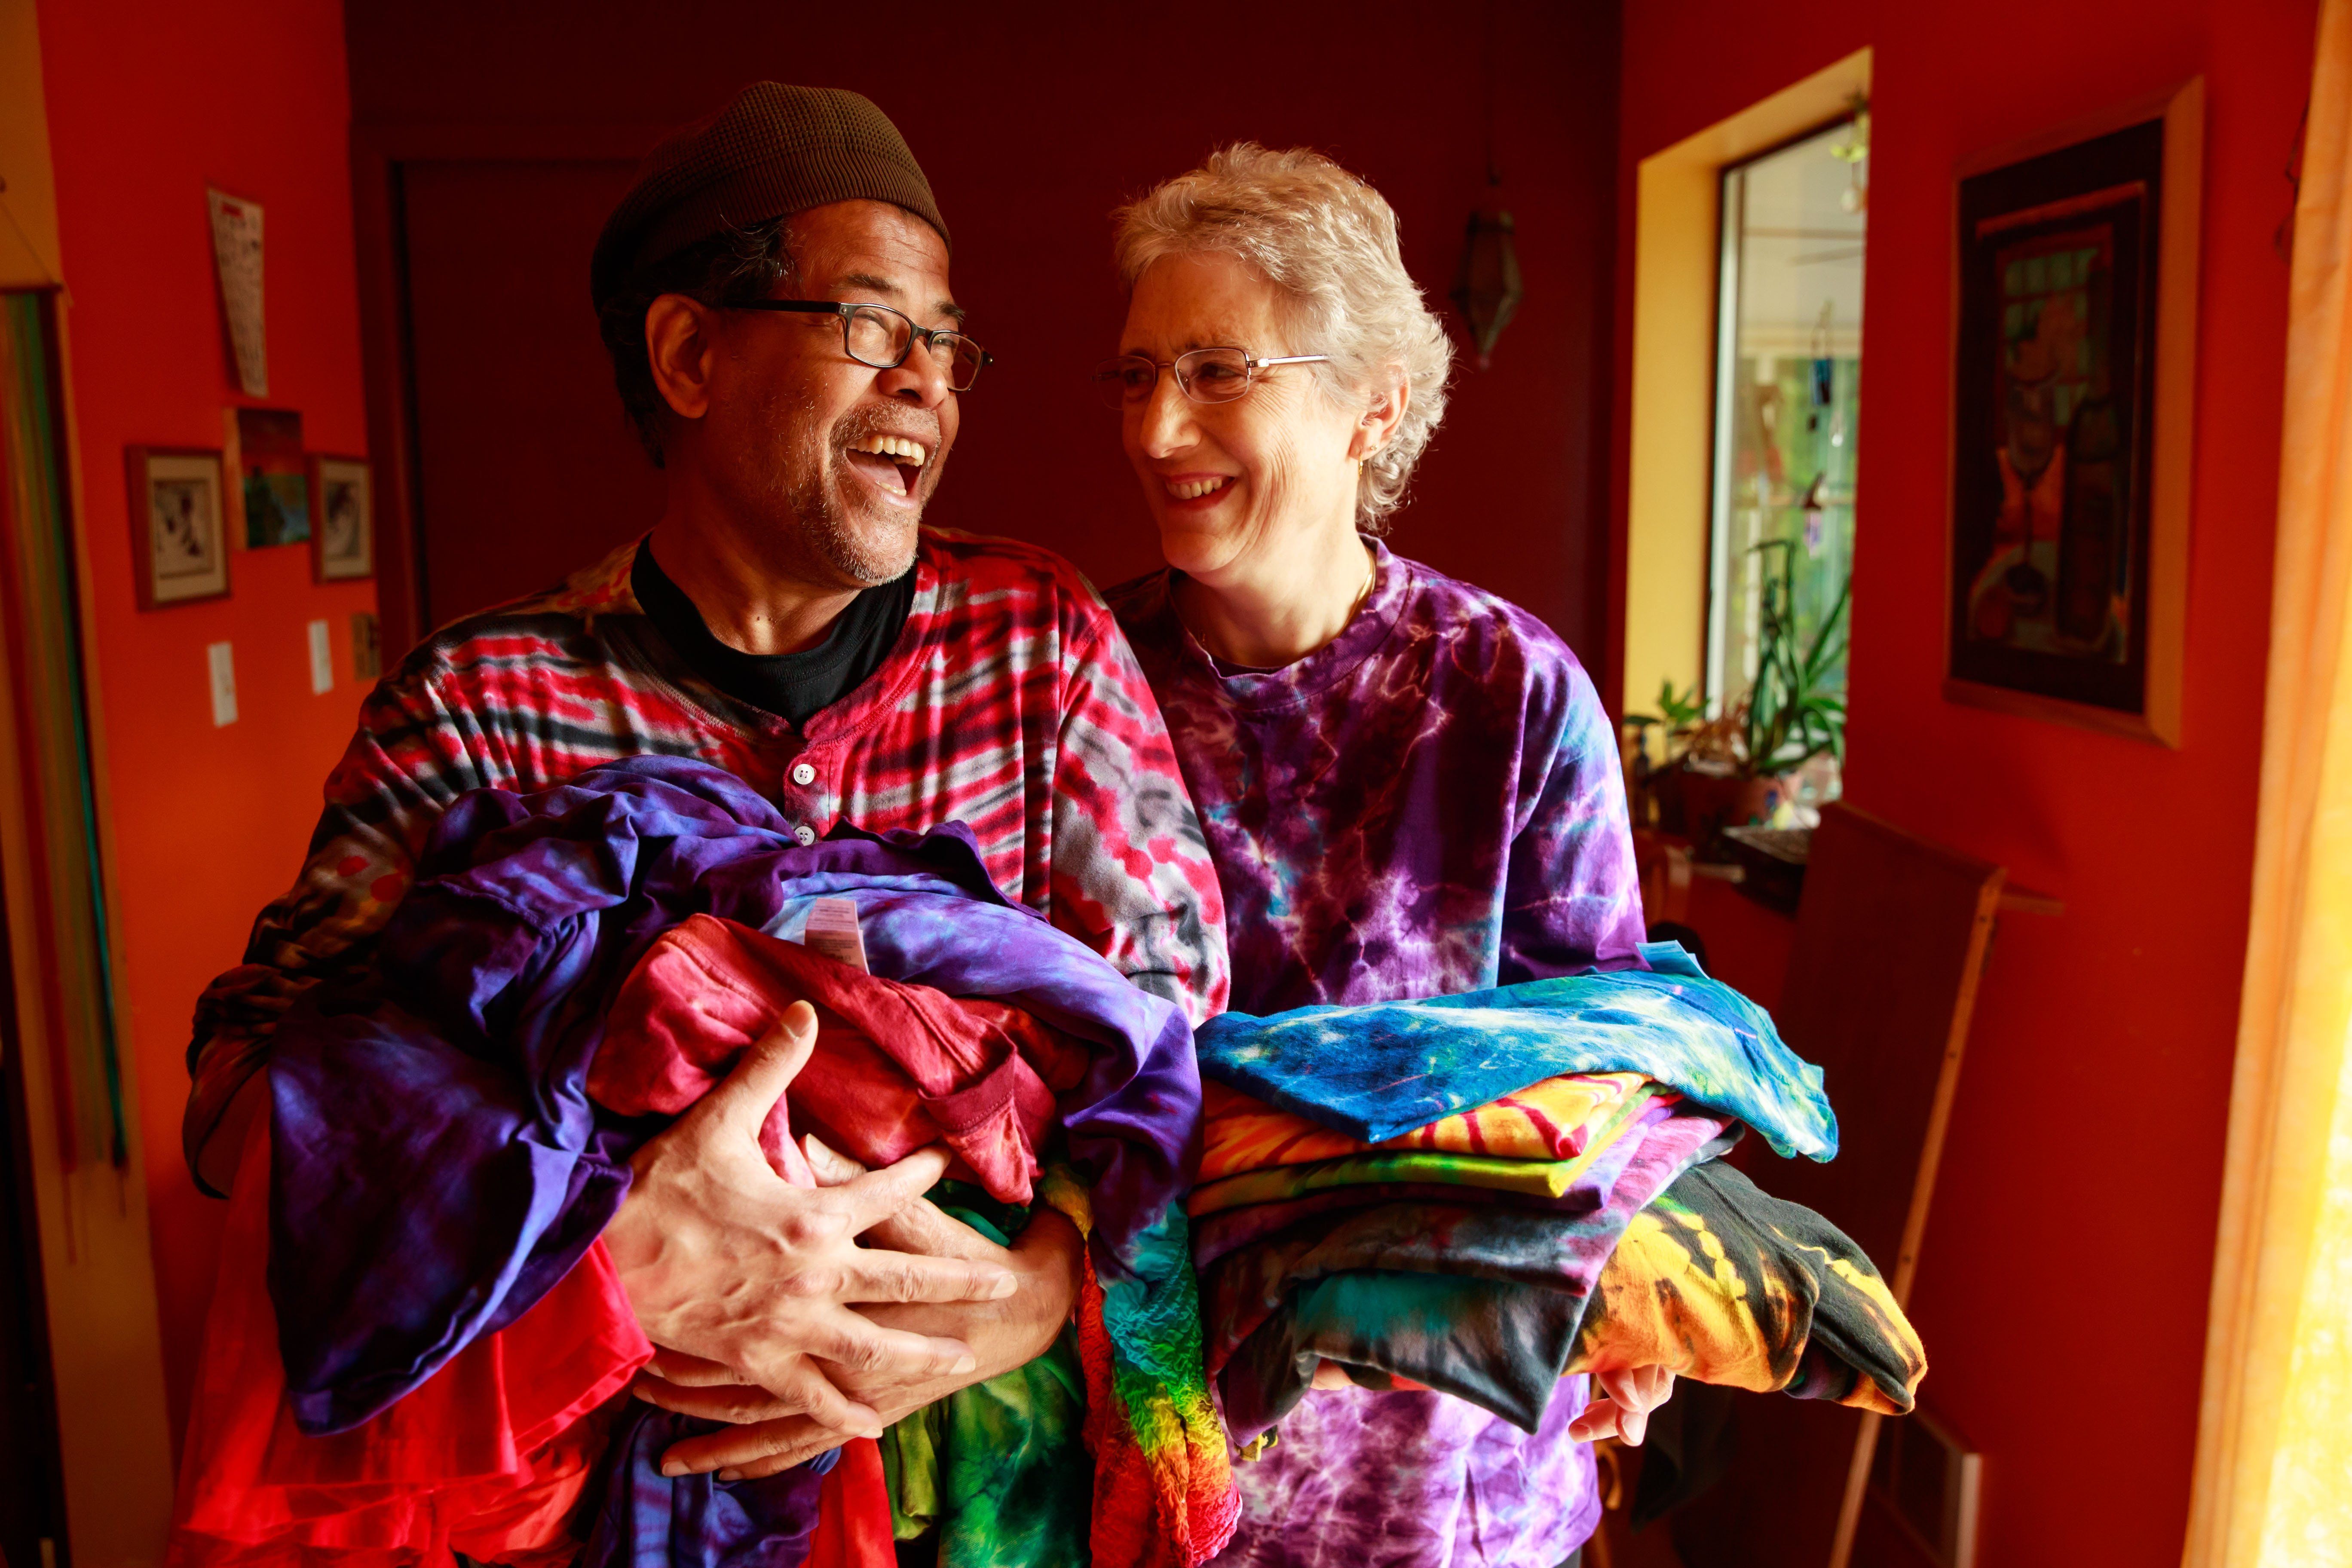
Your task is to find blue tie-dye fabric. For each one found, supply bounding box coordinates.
[1192,959,1836,1162]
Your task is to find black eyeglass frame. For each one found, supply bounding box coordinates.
[724,299,994,390]
[1091,347,1332,408]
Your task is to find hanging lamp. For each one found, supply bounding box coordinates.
[1452,205,1522,371]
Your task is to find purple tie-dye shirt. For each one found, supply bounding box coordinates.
[1109,542,1647,1568]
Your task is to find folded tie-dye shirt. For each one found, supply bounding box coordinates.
[1109,543,1647,1568]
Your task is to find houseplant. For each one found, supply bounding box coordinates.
[1632,540,1849,849]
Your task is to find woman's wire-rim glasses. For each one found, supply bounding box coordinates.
[724,299,993,392]
[1092,347,1330,410]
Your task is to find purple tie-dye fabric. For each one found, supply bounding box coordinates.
[1109,545,1648,1568]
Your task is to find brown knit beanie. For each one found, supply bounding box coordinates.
[590,83,948,311]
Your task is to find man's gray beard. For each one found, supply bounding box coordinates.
[788,464,919,585]
[781,404,927,585]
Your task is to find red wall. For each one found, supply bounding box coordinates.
[1616,5,2313,1564]
[38,0,378,1445]
[343,0,1623,655]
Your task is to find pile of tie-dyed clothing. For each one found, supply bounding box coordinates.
[167,756,1235,1568]
[1190,945,1927,1452]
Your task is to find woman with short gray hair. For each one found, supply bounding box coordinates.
[1102,144,1663,1568]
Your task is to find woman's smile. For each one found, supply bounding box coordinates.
[1162,473,1237,506]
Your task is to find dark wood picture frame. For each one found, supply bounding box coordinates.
[307,453,374,582]
[1943,79,2201,746]
[124,444,231,609]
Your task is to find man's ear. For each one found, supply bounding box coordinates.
[645,294,720,422]
[1350,366,1410,462]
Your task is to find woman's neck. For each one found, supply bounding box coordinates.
[1176,520,1376,670]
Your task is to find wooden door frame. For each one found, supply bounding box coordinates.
[348,122,665,654]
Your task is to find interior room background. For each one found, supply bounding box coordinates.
[2,0,2321,1564]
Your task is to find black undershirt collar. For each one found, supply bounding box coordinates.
[631,539,916,727]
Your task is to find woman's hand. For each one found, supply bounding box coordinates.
[1567,1366,1677,1446]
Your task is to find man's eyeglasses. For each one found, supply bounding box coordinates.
[726,300,992,392]
[1091,347,1330,410]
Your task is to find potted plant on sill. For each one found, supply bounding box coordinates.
[1629,540,1849,854]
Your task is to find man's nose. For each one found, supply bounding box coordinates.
[877,339,952,405]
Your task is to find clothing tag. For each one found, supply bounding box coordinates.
[802,897,869,973]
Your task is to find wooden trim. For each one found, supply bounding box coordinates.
[1621,48,1873,721]
[2182,10,2346,1560]
[2145,77,2205,747]
[1942,673,2165,742]
[0,289,175,1568]
[346,122,670,654]
[1940,78,2202,749]
[348,134,422,655]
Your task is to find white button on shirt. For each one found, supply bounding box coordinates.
[790,762,817,786]
[793,824,817,847]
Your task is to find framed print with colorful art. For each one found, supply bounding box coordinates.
[308,454,374,581]
[126,446,231,609]
[1944,79,2202,745]
[234,406,309,548]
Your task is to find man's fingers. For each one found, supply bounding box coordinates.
[802,1308,979,1381]
[836,1146,955,1233]
[644,1346,738,1387]
[632,1369,796,1424]
[861,1198,1008,1264]
[839,1245,1016,1304]
[722,1442,845,1482]
[736,1353,884,1436]
[656,1412,840,1479]
[802,1133,867,1186]
[695,1003,819,1137]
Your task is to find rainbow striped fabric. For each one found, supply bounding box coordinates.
[1197,1073,1656,1182]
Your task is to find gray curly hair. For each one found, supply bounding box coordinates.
[1112,144,1454,535]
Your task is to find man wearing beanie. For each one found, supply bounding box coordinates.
[181,83,1227,1492]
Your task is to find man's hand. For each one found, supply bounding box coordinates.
[601,1003,1019,1439]
[1567,1366,1677,1446]
[631,1137,1086,1480]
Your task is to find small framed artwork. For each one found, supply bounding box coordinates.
[349,610,382,682]
[1944,79,2201,745]
[309,455,374,581]
[125,446,232,609]
[233,406,309,548]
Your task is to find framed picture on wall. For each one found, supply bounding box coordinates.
[233,406,309,548]
[1943,78,2202,746]
[125,446,231,609]
[308,454,374,581]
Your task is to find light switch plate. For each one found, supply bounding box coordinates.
[206,640,238,726]
[306,618,334,694]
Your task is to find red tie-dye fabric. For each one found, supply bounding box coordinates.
[184,529,1228,1182]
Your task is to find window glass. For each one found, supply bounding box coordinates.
[1706,121,1865,788]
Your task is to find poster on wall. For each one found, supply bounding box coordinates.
[1944,79,2201,746]
[125,446,232,609]
[207,188,268,398]
[235,406,309,547]
[308,454,374,581]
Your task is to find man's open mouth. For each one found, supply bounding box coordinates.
[844,433,930,497]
